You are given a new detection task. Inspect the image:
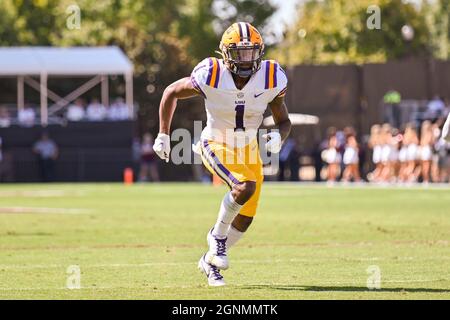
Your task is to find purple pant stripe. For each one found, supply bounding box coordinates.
[200,145,232,189]
[202,140,241,186]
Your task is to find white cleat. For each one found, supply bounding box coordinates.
[198,254,226,287]
[205,228,229,270]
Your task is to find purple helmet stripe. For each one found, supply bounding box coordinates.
[245,23,251,40]
[237,23,243,41]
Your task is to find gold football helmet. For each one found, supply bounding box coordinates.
[219,22,265,78]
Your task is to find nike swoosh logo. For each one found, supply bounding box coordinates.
[254,92,264,98]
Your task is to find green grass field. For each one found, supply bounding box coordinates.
[0,183,449,300]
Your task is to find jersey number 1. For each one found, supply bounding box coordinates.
[234,104,245,131]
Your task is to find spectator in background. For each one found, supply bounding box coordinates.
[383,89,402,129]
[315,128,336,182]
[132,136,142,171]
[139,133,160,182]
[0,106,11,128]
[437,113,450,182]
[430,121,442,182]
[0,136,14,182]
[437,142,450,182]
[425,96,445,120]
[108,97,130,120]
[278,137,299,181]
[0,137,3,174]
[313,141,324,182]
[66,98,86,121]
[18,104,36,127]
[86,98,107,121]
[33,132,59,182]
[442,111,450,143]
[444,98,450,118]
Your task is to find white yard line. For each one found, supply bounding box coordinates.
[0,190,86,198]
[0,278,449,292]
[0,207,92,215]
[1,257,450,270]
[266,181,450,190]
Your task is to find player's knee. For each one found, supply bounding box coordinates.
[233,181,256,203]
[232,214,253,232]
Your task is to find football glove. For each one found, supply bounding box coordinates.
[262,132,282,154]
[153,133,170,163]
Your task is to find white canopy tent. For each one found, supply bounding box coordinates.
[263,113,320,127]
[0,46,134,126]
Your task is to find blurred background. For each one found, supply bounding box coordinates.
[0,0,449,184]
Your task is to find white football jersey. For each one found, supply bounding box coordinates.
[191,57,287,147]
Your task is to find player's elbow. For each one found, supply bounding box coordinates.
[162,84,177,100]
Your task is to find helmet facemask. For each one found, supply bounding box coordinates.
[220,42,264,78]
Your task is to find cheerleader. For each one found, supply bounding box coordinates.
[390,128,401,181]
[322,131,341,182]
[403,124,420,182]
[397,129,408,182]
[342,131,361,182]
[431,121,442,182]
[419,121,434,183]
[368,124,382,182]
[379,124,394,182]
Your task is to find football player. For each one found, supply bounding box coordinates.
[153,22,291,286]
